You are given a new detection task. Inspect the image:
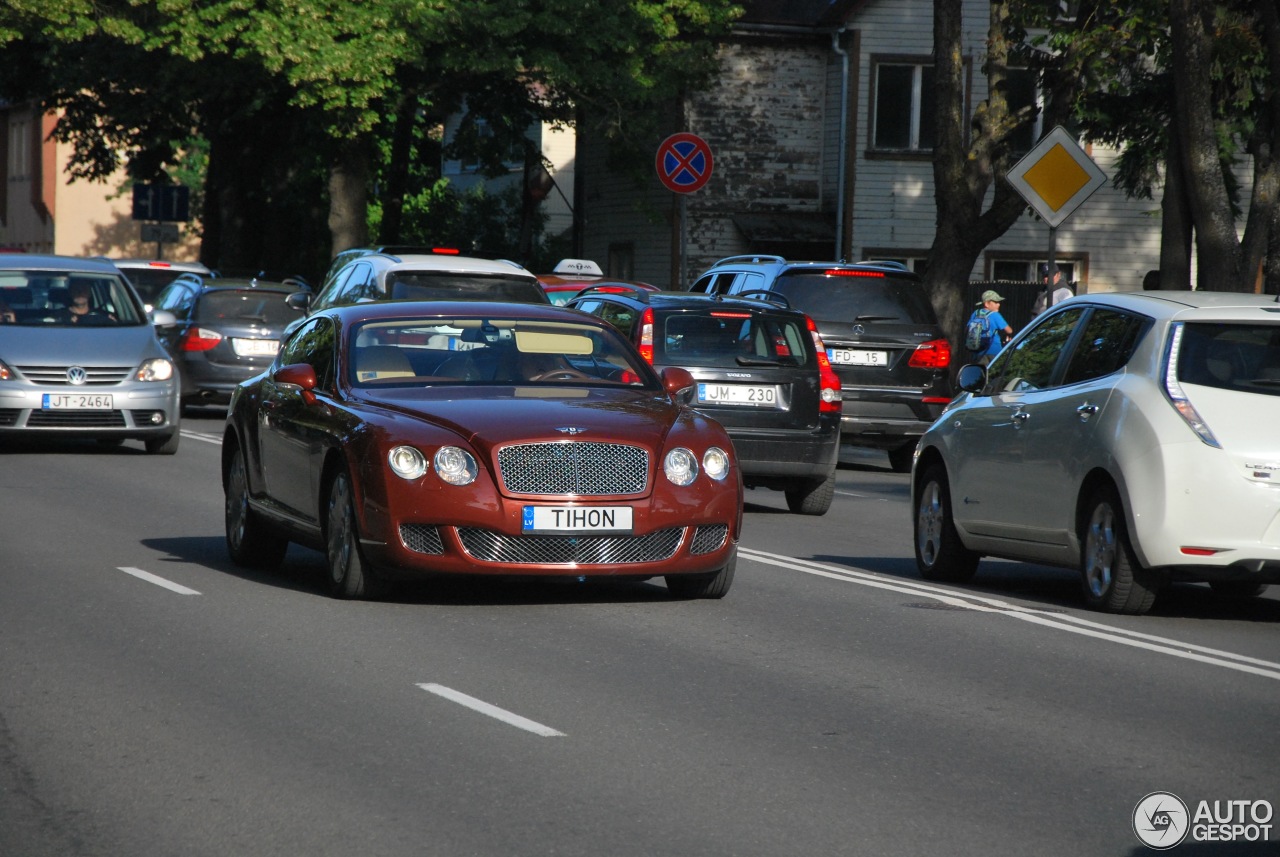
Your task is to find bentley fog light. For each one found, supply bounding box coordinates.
[389,446,428,480]
[702,447,730,481]
[433,446,478,486]
[137,358,174,382]
[664,448,698,486]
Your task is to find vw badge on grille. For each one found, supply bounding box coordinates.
[66,366,88,385]
[555,426,587,435]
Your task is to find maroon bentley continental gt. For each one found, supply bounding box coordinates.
[222,301,743,599]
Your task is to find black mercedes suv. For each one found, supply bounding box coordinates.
[691,257,952,472]
[567,288,842,515]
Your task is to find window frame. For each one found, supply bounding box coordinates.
[867,55,970,157]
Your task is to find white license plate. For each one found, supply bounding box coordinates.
[232,338,280,357]
[522,505,633,533]
[828,348,888,366]
[42,393,114,410]
[696,383,780,407]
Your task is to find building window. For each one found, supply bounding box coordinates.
[608,242,635,280]
[872,60,936,151]
[1005,68,1042,157]
[9,119,29,180]
[990,258,1081,285]
[860,251,929,275]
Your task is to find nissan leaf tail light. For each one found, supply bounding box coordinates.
[806,316,843,414]
[909,338,951,370]
[638,307,655,364]
[1163,322,1222,448]
[179,327,223,352]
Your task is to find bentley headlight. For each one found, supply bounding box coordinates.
[702,447,730,481]
[433,446,478,486]
[137,358,174,382]
[663,448,698,486]
[388,446,428,480]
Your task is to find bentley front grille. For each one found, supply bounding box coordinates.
[497,441,649,496]
[400,524,444,555]
[456,527,684,565]
[689,524,729,555]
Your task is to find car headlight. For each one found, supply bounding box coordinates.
[0,358,12,381]
[433,446,478,486]
[136,358,174,382]
[388,445,428,480]
[664,447,698,486]
[702,447,730,481]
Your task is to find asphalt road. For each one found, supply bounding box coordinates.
[2,410,1278,857]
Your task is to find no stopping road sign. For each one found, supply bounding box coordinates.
[656,133,714,194]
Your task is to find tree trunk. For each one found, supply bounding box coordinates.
[379,93,416,244]
[1159,128,1193,288]
[1171,0,1245,290]
[328,140,370,258]
[925,0,1060,343]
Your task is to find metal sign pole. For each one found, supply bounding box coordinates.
[1045,225,1057,305]
[680,195,688,290]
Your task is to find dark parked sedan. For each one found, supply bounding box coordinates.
[154,277,305,408]
[222,301,743,599]
[568,288,842,514]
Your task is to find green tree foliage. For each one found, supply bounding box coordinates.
[1061,0,1279,292]
[0,0,738,277]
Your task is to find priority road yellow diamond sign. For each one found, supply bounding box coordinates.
[1005,125,1108,228]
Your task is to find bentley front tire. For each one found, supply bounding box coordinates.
[326,470,374,599]
[667,552,735,599]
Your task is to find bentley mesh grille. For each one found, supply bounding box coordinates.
[690,524,729,555]
[456,527,684,565]
[497,442,649,496]
[16,365,134,385]
[400,524,444,555]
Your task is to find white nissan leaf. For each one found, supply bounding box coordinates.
[912,290,1280,614]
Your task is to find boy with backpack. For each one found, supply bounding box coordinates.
[965,289,1013,365]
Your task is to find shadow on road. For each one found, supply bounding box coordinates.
[808,553,1280,622]
[141,534,687,606]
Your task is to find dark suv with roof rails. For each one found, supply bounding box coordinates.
[567,286,842,515]
[691,256,952,472]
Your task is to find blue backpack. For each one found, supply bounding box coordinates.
[965,309,993,353]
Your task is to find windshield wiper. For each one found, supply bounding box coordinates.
[853,314,899,322]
